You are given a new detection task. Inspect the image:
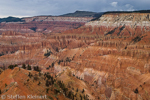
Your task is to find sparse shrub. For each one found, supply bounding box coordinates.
[5,83,7,87]
[67,91,73,98]
[2,66,6,70]
[8,64,17,69]
[44,51,52,57]
[56,47,59,52]
[38,82,41,85]
[14,64,17,67]
[33,66,41,72]
[80,94,82,100]
[52,62,55,67]
[47,96,53,100]
[33,75,39,81]
[22,64,26,69]
[46,67,49,70]
[8,65,14,69]
[46,88,49,93]
[132,36,141,43]
[39,72,41,76]
[134,88,138,94]
[0,52,4,56]
[54,89,60,94]
[58,60,63,65]
[57,81,67,92]
[84,94,86,99]
[46,80,49,87]
[66,57,71,62]
[28,72,32,78]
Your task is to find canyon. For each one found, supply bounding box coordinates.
[0,12,150,100]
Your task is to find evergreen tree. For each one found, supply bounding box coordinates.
[68,91,72,98]
[46,88,49,93]
[51,62,54,67]
[22,64,26,69]
[27,65,31,70]
[28,72,32,78]
[76,88,78,92]
[38,82,41,85]
[5,83,7,87]
[8,65,16,69]
[82,89,84,93]
[80,95,82,100]
[39,72,41,76]
[33,66,41,72]
[46,80,49,87]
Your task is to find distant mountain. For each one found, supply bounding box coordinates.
[1,10,150,23]
[0,16,24,23]
[0,11,104,23]
[60,10,104,17]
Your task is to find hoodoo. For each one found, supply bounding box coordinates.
[0,11,150,100]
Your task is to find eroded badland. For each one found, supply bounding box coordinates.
[0,12,150,100]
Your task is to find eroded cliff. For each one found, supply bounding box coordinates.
[0,16,93,34]
[0,12,150,100]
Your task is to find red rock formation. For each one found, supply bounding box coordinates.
[0,12,150,100]
[0,16,93,34]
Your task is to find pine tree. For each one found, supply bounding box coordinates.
[46,80,49,87]
[38,82,41,85]
[51,62,54,67]
[68,91,72,98]
[39,72,41,76]
[5,83,7,87]
[82,89,84,93]
[76,88,78,92]
[28,72,32,78]
[22,64,26,69]
[27,65,31,70]
[80,94,82,100]
[46,88,49,93]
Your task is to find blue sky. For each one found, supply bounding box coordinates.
[0,0,150,18]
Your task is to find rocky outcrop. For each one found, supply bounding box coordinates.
[23,16,93,22]
[64,13,150,38]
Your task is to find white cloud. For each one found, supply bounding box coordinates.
[111,2,118,7]
[125,4,131,8]
[125,4,134,11]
